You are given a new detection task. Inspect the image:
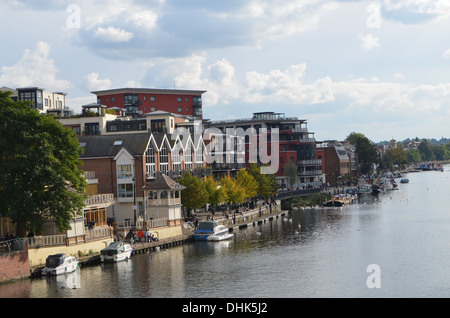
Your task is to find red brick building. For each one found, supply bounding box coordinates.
[91,88,206,119]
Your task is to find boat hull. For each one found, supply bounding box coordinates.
[100,249,132,262]
[207,233,234,241]
[41,262,78,276]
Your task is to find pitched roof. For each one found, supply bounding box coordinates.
[78,133,151,158]
[143,174,186,191]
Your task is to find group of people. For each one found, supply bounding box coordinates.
[130,229,158,244]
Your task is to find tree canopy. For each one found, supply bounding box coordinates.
[346,132,380,174]
[0,91,87,236]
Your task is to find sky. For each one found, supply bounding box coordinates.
[2,0,450,142]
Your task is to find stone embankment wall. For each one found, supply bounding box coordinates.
[0,243,31,284]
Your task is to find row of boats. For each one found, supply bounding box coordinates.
[324,176,408,207]
[41,241,134,276]
[42,223,231,276]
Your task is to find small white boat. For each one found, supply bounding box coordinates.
[207,231,234,241]
[41,253,78,276]
[194,221,230,241]
[100,241,133,262]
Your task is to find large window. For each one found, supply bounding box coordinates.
[117,164,133,179]
[118,184,133,198]
[150,119,165,133]
[145,145,156,179]
[160,144,169,163]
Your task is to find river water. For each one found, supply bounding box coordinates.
[2,166,450,299]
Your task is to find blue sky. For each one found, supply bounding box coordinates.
[2,0,450,142]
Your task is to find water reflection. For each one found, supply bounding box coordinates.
[3,167,450,297]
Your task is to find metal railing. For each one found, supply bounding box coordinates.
[0,238,26,254]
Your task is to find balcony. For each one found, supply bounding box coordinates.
[84,193,115,206]
[298,170,323,176]
[297,159,322,166]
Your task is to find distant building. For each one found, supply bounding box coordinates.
[205,111,324,188]
[316,140,351,187]
[77,131,209,227]
[91,87,206,119]
[0,86,74,116]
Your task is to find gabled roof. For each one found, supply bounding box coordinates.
[78,133,151,158]
[142,174,186,191]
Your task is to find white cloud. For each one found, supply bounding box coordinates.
[83,72,111,91]
[125,10,158,30]
[442,49,450,58]
[93,26,133,43]
[358,34,381,51]
[0,41,71,91]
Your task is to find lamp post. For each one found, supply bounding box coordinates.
[132,176,136,226]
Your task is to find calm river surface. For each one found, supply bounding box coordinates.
[2,166,450,298]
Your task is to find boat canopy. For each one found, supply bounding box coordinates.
[197,221,218,230]
[101,241,126,255]
[45,254,66,268]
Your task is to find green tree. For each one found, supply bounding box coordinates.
[381,145,407,169]
[204,175,225,208]
[235,169,258,200]
[220,176,246,208]
[418,139,435,161]
[246,164,278,199]
[346,132,379,174]
[0,92,87,237]
[283,160,298,187]
[177,172,208,214]
[432,144,450,161]
[406,148,422,164]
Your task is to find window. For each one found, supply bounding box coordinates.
[117,164,133,179]
[151,119,165,133]
[160,144,169,163]
[111,97,115,102]
[118,184,133,198]
[150,96,155,102]
[178,107,183,113]
[160,163,169,176]
[151,107,156,112]
[45,98,49,106]
[72,126,80,135]
[177,97,182,102]
[195,148,203,163]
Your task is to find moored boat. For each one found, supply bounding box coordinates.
[357,184,372,196]
[194,221,229,241]
[324,194,355,207]
[207,231,234,241]
[41,253,78,276]
[100,241,133,262]
[400,179,409,183]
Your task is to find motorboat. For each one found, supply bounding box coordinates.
[357,184,373,196]
[100,241,133,262]
[194,221,230,241]
[324,194,354,207]
[41,253,78,276]
[207,231,234,241]
[400,178,409,183]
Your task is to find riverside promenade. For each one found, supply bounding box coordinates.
[129,199,287,257]
[29,200,287,275]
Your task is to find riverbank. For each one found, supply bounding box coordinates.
[29,203,287,277]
